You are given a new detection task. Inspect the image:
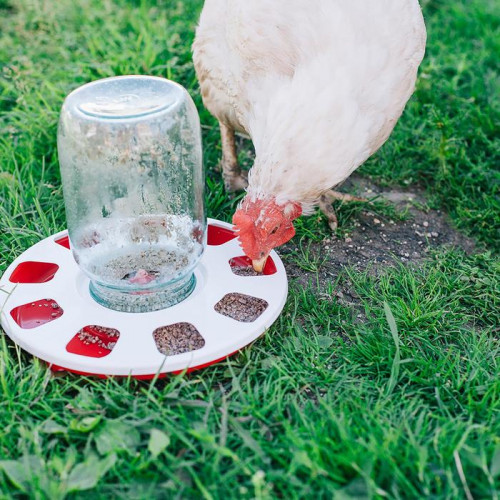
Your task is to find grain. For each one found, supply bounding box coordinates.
[153,323,205,356]
[97,248,189,284]
[214,293,268,322]
[77,325,120,351]
[231,266,261,277]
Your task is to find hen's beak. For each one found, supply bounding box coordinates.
[252,255,268,273]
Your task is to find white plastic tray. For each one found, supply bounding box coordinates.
[0,219,288,378]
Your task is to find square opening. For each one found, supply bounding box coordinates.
[229,255,277,276]
[66,325,120,358]
[9,261,59,284]
[214,293,268,323]
[54,235,71,249]
[153,323,205,356]
[207,224,236,246]
[10,299,63,329]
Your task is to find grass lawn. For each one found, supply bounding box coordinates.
[0,0,499,498]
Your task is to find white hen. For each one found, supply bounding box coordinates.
[193,0,426,270]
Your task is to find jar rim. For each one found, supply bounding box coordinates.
[63,75,186,121]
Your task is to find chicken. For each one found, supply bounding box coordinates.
[193,0,426,271]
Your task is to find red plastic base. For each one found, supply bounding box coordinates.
[49,350,238,379]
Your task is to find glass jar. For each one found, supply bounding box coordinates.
[58,76,205,313]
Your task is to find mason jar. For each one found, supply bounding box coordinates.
[58,75,205,313]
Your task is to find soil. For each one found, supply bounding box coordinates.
[215,293,269,322]
[153,323,205,356]
[279,176,477,294]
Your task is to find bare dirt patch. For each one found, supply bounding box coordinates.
[280,177,477,293]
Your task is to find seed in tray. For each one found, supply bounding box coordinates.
[153,323,205,356]
[66,325,120,357]
[231,266,261,277]
[76,325,120,350]
[214,293,268,322]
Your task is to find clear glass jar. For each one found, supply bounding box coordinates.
[58,76,205,313]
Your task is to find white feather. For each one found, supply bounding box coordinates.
[193,0,426,211]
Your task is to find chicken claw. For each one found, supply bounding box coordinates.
[223,166,248,193]
[319,189,367,232]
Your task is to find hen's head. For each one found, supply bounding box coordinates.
[233,197,302,272]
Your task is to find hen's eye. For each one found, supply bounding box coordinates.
[270,226,279,235]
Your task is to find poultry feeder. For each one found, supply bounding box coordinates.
[0,76,288,378]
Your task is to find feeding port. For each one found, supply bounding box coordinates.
[0,77,288,377]
[0,220,288,377]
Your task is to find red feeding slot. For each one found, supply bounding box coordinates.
[10,299,63,329]
[66,325,120,358]
[54,235,70,249]
[207,224,237,245]
[229,255,277,276]
[9,261,59,284]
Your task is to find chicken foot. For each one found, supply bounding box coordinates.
[219,121,248,193]
[319,190,367,232]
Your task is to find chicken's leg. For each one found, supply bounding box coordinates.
[219,121,248,193]
[319,190,367,232]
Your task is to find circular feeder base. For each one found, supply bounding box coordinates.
[0,219,288,378]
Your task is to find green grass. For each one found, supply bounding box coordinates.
[363,0,500,248]
[0,0,499,498]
